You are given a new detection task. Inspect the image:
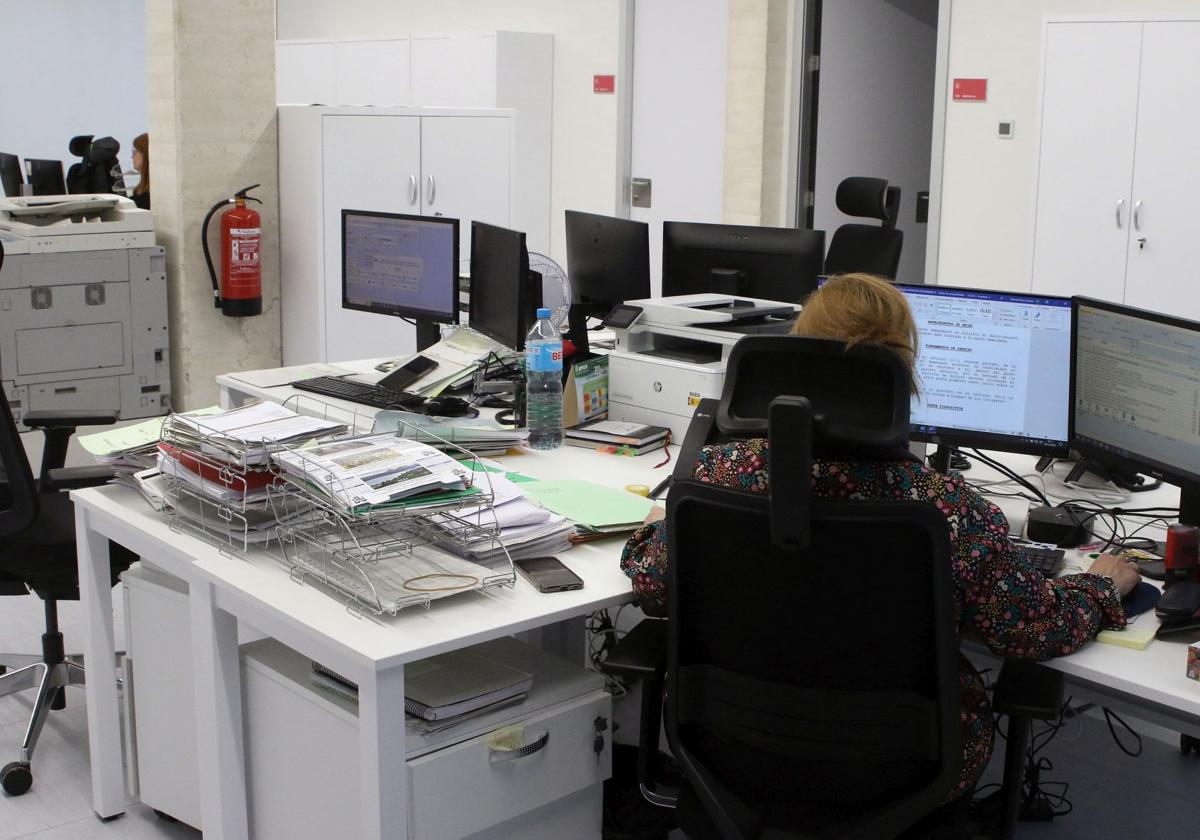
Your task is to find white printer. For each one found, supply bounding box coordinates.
[0,195,171,423]
[606,294,799,442]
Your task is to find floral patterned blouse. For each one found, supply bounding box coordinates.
[619,439,1127,798]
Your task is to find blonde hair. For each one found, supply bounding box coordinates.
[793,272,919,394]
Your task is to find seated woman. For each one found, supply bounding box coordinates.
[620,272,1139,799]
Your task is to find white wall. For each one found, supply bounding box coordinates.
[0,0,146,177]
[814,0,938,284]
[934,0,1200,291]
[275,0,624,265]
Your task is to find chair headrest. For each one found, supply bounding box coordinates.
[716,336,910,453]
[835,176,890,221]
[68,135,94,158]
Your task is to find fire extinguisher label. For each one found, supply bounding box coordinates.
[228,228,261,286]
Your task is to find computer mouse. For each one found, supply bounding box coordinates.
[423,396,472,417]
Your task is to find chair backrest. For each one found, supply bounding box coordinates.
[66,136,122,195]
[0,152,22,198]
[664,337,961,839]
[824,176,904,279]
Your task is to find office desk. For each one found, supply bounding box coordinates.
[74,382,671,838]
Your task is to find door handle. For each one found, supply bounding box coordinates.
[1116,198,1124,229]
[426,174,436,206]
[1133,200,1143,231]
[408,175,417,206]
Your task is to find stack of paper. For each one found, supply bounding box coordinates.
[272,432,479,514]
[428,472,573,561]
[408,328,507,397]
[163,401,348,467]
[373,410,528,456]
[518,478,657,536]
[77,407,221,473]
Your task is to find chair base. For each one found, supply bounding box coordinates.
[0,658,86,795]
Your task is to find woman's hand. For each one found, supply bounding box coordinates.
[643,506,666,525]
[1087,552,1141,597]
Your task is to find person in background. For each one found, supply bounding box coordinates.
[619,271,1139,806]
[131,133,150,210]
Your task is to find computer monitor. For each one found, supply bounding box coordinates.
[661,222,825,303]
[564,210,651,357]
[469,221,542,352]
[0,154,21,198]
[899,283,1073,458]
[24,159,66,196]
[1072,297,1200,524]
[341,210,460,328]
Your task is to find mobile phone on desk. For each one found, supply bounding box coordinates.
[378,355,437,391]
[514,556,584,593]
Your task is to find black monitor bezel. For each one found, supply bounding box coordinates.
[564,210,651,306]
[468,221,535,352]
[341,209,460,325]
[900,282,1074,458]
[661,221,826,302]
[1070,295,1200,493]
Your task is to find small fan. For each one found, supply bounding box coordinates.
[528,252,571,330]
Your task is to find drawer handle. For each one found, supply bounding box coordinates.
[488,730,549,764]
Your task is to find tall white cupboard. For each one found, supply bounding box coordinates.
[1031,20,1200,319]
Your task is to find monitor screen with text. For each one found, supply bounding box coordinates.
[1073,299,1200,484]
[342,210,459,323]
[899,284,1072,455]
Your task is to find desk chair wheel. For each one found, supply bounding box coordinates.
[1181,734,1200,755]
[1,760,32,796]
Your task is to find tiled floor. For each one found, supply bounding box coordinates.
[3,585,1200,838]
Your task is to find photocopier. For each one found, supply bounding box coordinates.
[607,293,800,442]
[0,195,171,424]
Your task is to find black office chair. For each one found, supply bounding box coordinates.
[0,243,135,797]
[823,176,904,279]
[66,135,123,195]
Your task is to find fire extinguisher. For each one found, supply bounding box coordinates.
[202,184,263,316]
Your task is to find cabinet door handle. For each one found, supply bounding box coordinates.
[1116,198,1125,229]
[426,174,436,206]
[408,175,417,206]
[488,730,549,764]
[1133,200,1143,231]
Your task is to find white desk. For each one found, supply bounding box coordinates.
[75,366,674,838]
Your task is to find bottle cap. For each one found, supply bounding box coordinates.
[537,308,551,319]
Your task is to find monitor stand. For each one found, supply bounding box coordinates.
[1063,457,1148,492]
[566,302,609,363]
[416,320,440,352]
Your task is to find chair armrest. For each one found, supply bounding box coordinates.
[602,618,668,680]
[44,465,116,492]
[23,409,119,429]
[993,660,1065,720]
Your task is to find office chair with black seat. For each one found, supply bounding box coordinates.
[0,244,136,797]
[823,176,904,280]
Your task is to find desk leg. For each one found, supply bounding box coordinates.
[189,581,249,840]
[75,507,130,819]
[359,666,408,839]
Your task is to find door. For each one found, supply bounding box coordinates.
[1123,22,1200,319]
[420,115,512,264]
[322,114,422,361]
[629,0,729,293]
[1030,22,1142,302]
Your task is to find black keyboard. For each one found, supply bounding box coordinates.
[1015,544,1066,578]
[290,376,426,410]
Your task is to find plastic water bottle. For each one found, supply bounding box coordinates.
[525,308,564,450]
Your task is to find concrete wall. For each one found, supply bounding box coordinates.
[934,0,1200,290]
[147,0,282,410]
[814,0,938,284]
[275,0,623,264]
[1,0,146,175]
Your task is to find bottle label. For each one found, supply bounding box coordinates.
[526,340,563,373]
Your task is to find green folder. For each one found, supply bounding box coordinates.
[518,479,655,531]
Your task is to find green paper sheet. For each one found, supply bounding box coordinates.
[518,479,654,529]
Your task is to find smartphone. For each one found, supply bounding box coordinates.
[513,556,584,593]
[378,355,437,392]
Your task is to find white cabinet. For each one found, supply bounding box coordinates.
[277,38,411,106]
[1032,20,1200,318]
[279,106,535,364]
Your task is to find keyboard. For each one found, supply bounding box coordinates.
[1015,544,1066,578]
[290,376,426,410]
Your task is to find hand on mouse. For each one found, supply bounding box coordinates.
[1087,552,1141,597]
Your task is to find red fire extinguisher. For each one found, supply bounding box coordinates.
[202,184,263,316]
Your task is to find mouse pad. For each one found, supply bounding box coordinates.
[1122,581,1161,618]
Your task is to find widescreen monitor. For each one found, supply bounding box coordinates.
[341,210,459,324]
[661,222,825,303]
[24,159,66,196]
[1072,296,1200,523]
[564,210,651,357]
[898,283,1073,457]
[469,221,542,352]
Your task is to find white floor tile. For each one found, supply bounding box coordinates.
[0,713,95,840]
[17,805,198,840]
